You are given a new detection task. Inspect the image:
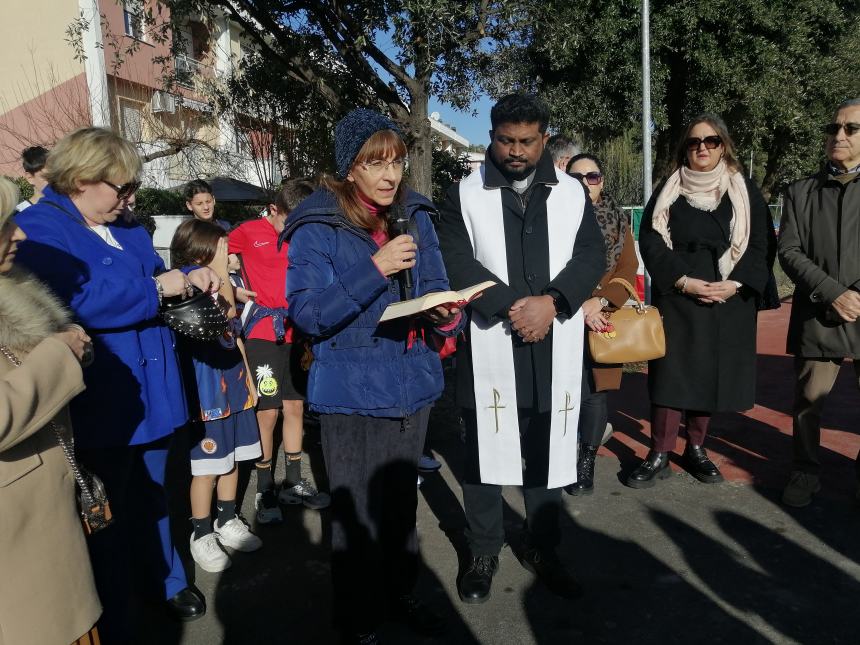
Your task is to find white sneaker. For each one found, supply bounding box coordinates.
[190,533,231,573]
[255,490,283,524]
[215,517,263,552]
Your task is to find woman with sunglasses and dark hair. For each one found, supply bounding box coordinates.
[563,154,638,495]
[629,114,774,489]
[14,127,223,639]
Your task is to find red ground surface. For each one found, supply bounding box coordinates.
[605,299,860,496]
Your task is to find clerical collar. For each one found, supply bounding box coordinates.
[510,171,536,194]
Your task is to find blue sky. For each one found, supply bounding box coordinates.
[428,94,493,148]
[373,28,493,148]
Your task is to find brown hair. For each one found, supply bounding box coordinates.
[319,129,408,231]
[272,177,316,214]
[170,219,227,269]
[45,127,142,195]
[672,113,742,174]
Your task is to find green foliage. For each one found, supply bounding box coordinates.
[3,176,33,202]
[134,187,186,216]
[430,148,472,202]
[491,0,860,198]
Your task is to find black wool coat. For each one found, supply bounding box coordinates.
[435,151,606,412]
[639,175,774,412]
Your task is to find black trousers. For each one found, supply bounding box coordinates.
[578,365,608,447]
[320,406,430,633]
[461,408,561,556]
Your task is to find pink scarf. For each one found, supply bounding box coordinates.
[650,160,750,279]
[358,193,389,248]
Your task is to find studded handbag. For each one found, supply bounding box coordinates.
[160,286,229,341]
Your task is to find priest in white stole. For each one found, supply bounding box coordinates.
[436,94,606,604]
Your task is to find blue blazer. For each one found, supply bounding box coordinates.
[282,189,463,417]
[15,187,188,448]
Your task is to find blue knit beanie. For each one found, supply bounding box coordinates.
[334,108,402,178]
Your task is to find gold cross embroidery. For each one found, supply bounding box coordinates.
[558,391,575,436]
[487,388,506,433]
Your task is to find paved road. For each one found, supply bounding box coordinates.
[132,302,860,644]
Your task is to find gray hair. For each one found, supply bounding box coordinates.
[835,98,860,116]
[546,135,580,162]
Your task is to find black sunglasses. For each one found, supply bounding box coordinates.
[102,180,141,200]
[569,171,603,185]
[823,122,860,136]
[686,135,723,151]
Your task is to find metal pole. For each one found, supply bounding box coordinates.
[642,0,652,206]
[641,0,653,303]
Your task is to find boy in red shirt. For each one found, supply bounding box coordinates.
[229,178,329,522]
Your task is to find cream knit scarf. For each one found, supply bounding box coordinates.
[651,160,750,279]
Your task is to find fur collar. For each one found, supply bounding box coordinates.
[0,269,71,354]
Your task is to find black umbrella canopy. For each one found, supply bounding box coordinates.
[177,176,272,203]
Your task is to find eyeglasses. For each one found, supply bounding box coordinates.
[359,159,406,176]
[568,171,603,185]
[102,180,141,200]
[686,136,723,151]
[823,122,860,136]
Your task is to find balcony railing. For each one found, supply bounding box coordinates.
[175,53,209,88]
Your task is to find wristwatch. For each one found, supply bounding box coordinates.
[599,297,609,308]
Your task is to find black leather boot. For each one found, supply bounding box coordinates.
[457,555,499,604]
[626,450,671,489]
[684,444,723,483]
[565,445,597,496]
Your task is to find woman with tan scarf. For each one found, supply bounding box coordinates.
[628,114,774,489]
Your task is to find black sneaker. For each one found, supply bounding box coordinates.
[388,594,446,636]
[341,631,380,645]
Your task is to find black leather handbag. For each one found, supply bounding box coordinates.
[160,287,229,340]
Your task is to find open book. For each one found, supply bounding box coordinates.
[379,280,496,322]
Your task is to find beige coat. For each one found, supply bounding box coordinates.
[0,270,101,645]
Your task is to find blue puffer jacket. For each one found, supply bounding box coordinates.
[282,188,463,417]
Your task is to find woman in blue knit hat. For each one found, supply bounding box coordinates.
[281,108,464,644]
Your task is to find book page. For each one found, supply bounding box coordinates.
[379,280,495,322]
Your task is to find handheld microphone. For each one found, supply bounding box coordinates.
[389,204,413,298]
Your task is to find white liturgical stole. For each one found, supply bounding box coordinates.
[458,166,586,488]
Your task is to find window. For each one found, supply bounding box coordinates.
[120,99,143,142]
[123,2,145,40]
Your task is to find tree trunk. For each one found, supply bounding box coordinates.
[405,91,432,197]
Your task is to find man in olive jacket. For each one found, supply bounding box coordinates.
[778,97,860,507]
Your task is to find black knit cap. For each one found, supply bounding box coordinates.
[334,108,402,178]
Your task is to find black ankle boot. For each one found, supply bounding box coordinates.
[626,450,671,489]
[457,555,499,604]
[565,445,597,496]
[684,444,723,483]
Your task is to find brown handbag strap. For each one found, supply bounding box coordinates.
[607,277,645,308]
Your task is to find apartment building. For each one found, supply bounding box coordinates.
[0,0,262,188]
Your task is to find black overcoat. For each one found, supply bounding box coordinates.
[639,176,773,412]
[436,151,606,412]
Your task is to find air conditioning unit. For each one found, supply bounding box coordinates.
[151,91,176,114]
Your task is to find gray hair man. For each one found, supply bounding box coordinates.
[778,97,860,507]
[546,134,580,171]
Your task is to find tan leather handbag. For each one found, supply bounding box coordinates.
[587,278,666,364]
